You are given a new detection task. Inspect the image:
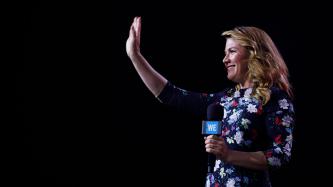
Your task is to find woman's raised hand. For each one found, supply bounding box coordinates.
[126,16,141,59]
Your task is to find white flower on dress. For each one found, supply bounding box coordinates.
[278,99,289,109]
[241,118,251,129]
[276,110,283,115]
[243,97,251,103]
[219,167,227,178]
[286,134,293,142]
[284,141,292,157]
[268,156,281,166]
[274,146,282,154]
[226,168,233,174]
[234,91,240,98]
[226,178,236,187]
[205,178,210,187]
[289,103,294,112]
[282,115,293,127]
[244,88,253,98]
[247,104,257,113]
[234,131,244,144]
[227,137,234,144]
[228,110,241,124]
[223,108,228,119]
[214,160,221,171]
[284,135,293,156]
[205,174,214,187]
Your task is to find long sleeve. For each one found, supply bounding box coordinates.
[263,89,295,169]
[157,82,222,117]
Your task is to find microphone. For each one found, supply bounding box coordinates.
[202,102,223,173]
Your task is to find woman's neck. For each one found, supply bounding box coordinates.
[239,79,254,89]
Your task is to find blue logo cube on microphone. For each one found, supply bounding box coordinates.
[202,121,222,135]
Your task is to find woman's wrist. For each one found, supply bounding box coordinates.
[128,51,142,61]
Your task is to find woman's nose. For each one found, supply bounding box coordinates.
[223,55,228,64]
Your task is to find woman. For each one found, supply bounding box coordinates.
[126,16,295,187]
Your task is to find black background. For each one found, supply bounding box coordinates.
[22,1,332,186]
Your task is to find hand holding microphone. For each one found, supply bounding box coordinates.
[202,102,224,173]
[205,135,230,162]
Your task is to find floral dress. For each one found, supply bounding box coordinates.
[157,82,295,187]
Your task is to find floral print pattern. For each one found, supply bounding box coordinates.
[157,82,295,187]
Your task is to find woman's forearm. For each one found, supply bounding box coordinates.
[130,52,167,97]
[226,150,268,171]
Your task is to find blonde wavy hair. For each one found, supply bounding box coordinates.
[222,26,293,105]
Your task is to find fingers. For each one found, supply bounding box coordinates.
[205,143,216,150]
[205,135,225,153]
[136,17,141,44]
[205,135,221,142]
[129,16,136,37]
[132,17,141,44]
[133,17,139,33]
[129,17,141,43]
[133,17,137,30]
[129,24,134,38]
[205,144,220,154]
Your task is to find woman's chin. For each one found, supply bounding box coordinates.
[227,74,235,81]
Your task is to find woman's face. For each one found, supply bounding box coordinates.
[223,38,249,85]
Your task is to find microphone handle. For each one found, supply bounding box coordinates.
[207,153,216,173]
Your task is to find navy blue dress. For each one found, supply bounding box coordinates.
[157,82,295,187]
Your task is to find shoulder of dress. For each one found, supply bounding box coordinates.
[270,87,290,100]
